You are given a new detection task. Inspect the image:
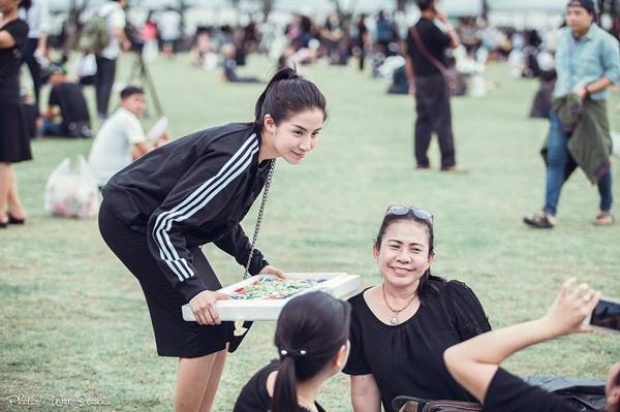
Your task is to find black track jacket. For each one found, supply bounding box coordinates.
[102,123,272,301]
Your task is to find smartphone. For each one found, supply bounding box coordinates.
[587,296,620,333]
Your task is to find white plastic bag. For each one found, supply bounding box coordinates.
[74,53,97,78]
[44,155,100,218]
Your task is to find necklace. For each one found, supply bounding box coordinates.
[381,284,417,325]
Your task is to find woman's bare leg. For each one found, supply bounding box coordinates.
[199,349,227,412]
[175,349,228,412]
[0,163,11,222]
[6,167,26,219]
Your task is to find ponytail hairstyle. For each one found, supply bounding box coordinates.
[254,67,327,129]
[271,291,351,412]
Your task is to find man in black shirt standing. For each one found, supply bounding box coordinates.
[405,0,461,171]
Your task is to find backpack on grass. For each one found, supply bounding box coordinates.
[392,376,606,412]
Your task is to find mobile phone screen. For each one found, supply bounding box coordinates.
[590,298,620,332]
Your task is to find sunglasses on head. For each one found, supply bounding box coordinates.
[385,205,433,223]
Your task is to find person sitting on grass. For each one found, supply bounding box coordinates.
[343,205,491,411]
[221,43,262,83]
[444,278,619,412]
[40,62,92,138]
[234,291,351,412]
[88,85,168,187]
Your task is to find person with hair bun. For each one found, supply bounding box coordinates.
[343,206,491,411]
[98,67,327,411]
[234,291,351,412]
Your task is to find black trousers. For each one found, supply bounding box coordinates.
[414,74,456,169]
[23,38,43,113]
[94,56,117,118]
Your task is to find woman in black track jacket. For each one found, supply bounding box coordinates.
[98,67,327,412]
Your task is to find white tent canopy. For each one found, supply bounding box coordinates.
[489,0,567,12]
[441,0,484,17]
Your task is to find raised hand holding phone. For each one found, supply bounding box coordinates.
[587,296,620,333]
[544,278,601,336]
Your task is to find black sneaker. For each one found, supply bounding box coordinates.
[523,212,556,229]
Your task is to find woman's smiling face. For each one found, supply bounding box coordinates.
[266,108,324,165]
[374,219,434,289]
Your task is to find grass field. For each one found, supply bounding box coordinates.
[1,53,619,412]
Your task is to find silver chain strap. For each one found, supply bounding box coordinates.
[243,159,277,279]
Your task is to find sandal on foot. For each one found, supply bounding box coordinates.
[523,211,556,229]
[594,212,614,226]
[7,213,25,225]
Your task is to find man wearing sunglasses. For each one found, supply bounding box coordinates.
[523,0,620,229]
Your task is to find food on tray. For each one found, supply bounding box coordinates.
[229,277,327,300]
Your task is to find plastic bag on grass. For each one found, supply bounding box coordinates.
[44,155,100,218]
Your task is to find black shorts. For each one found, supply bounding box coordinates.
[98,200,235,358]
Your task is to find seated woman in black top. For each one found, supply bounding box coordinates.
[445,279,619,412]
[234,291,351,412]
[343,205,491,411]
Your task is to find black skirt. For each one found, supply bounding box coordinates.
[0,99,32,163]
[98,200,245,358]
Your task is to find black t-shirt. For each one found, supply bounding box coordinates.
[234,360,327,412]
[343,279,491,412]
[482,368,581,412]
[0,19,28,99]
[48,83,91,128]
[405,17,451,77]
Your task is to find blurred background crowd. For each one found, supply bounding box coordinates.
[23,0,620,102]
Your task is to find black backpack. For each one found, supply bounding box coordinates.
[392,376,605,412]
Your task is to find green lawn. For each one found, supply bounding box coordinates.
[1,54,619,411]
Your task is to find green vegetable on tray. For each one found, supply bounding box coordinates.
[229,277,327,300]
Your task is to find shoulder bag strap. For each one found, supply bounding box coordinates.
[242,159,277,280]
[409,25,449,80]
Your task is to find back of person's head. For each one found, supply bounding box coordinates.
[417,0,436,12]
[254,67,327,129]
[120,86,144,100]
[271,291,351,412]
[220,43,236,58]
[299,15,312,33]
[46,63,67,85]
[19,0,32,10]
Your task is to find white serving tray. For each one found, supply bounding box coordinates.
[182,272,361,321]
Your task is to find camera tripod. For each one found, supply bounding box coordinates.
[127,52,164,118]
